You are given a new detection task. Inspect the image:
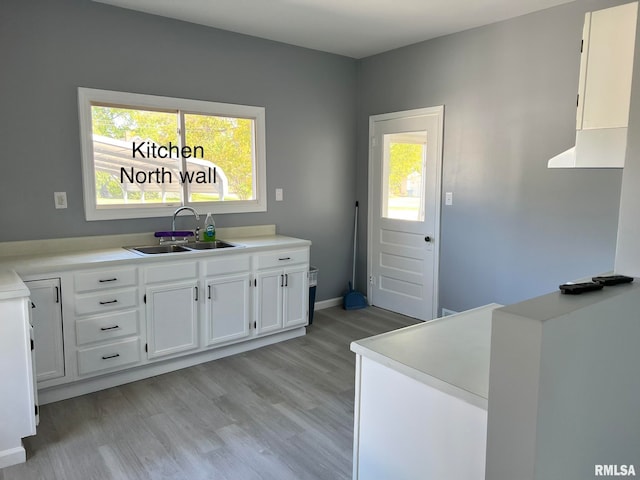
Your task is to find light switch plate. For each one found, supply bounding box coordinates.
[445,192,453,206]
[275,188,283,201]
[54,192,67,209]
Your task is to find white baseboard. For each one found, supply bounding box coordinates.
[0,445,26,469]
[315,297,343,310]
[441,308,458,317]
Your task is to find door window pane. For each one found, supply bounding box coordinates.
[382,131,427,221]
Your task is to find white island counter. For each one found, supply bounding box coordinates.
[350,303,501,480]
[0,270,37,468]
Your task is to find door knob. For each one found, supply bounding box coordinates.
[425,236,431,242]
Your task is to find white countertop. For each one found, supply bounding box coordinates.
[0,270,29,300]
[351,303,502,409]
[0,235,311,276]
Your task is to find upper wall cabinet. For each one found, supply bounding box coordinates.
[549,2,638,168]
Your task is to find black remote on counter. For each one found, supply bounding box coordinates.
[559,282,604,294]
[591,275,634,286]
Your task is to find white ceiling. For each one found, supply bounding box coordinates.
[94,0,575,58]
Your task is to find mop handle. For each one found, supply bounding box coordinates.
[352,201,358,287]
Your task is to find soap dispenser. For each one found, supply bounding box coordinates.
[203,213,216,241]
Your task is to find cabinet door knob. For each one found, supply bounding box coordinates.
[425,236,431,242]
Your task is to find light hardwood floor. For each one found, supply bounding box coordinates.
[1,306,419,480]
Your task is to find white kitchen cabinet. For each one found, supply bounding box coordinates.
[254,249,309,335]
[9,235,311,404]
[144,261,199,359]
[24,279,65,383]
[76,337,140,376]
[74,267,137,293]
[255,268,284,334]
[72,266,141,378]
[549,1,638,168]
[145,280,199,359]
[282,265,309,328]
[204,273,251,346]
[75,310,138,346]
[0,271,37,468]
[577,2,637,131]
[203,255,251,347]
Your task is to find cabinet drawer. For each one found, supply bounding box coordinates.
[74,268,137,293]
[76,310,139,346]
[256,249,309,270]
[145,262,198,283]
[74,289,138,316]
[77,337,140,376]
[204,255,251,276]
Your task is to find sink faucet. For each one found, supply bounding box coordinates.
[171,207,200,240]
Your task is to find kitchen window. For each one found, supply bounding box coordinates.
[78,88,266,220]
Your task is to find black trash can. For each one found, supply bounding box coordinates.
[308,266,318,324]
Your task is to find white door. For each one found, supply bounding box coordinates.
[368,107,443,320]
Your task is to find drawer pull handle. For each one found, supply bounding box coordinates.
[99,278,118,283]
[102,353,120,360]
[278,257,291,261]
[99,299,118,305]
[100,325,120,331]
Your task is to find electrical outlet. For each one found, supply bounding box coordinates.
[445,192,453,206]
[54,192,67,209]
[275,188,283,201]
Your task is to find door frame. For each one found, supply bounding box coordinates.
[367,106,444,320]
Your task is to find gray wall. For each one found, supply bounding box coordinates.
[0,0,357,302]
[1,0,632,310]
[357,0,628,312]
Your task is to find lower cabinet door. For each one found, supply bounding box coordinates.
[146,280,199,359]
[77,337,140,376]
[205,273,251,346]
[283,265,309,328]
[25,279,65,383]
[255,269,283,335]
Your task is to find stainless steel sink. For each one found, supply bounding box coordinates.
[126,244,191,255]
[185,241,237,250]
[126,240,240,255]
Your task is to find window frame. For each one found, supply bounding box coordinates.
[78,87,267,221]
